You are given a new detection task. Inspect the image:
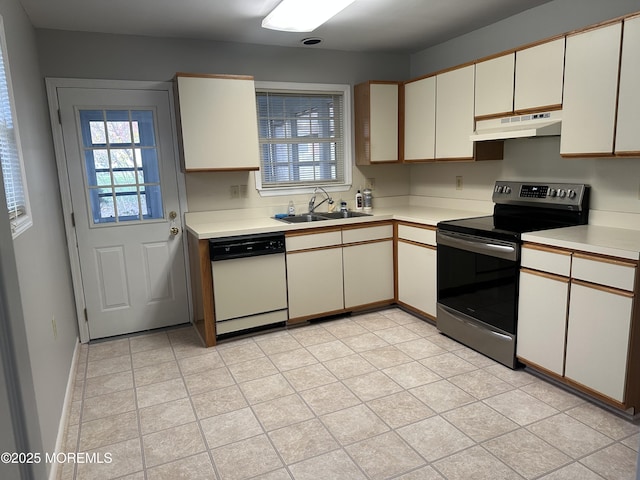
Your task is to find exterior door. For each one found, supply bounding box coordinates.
[56,85,188,339]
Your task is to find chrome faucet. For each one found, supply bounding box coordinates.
[308,187,334,213]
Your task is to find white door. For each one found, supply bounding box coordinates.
[56,86,189,339]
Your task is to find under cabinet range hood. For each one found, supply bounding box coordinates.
[470,111,562,142]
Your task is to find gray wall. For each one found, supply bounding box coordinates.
[0,0,77,473]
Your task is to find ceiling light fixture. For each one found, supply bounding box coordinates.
[262,0,356,33]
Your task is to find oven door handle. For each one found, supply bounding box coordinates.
[437,230,518,261]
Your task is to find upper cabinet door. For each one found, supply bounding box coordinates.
[515,38,565,112]
[474,53,515,118]
[403,76,436,161]
[435,65,475,160]
[615,15,640,155]
[175,74,260,171]
[560,23,622,157]
[354,81,399,164]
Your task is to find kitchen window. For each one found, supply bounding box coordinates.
[255,82,352,195]
[0,17,31,237]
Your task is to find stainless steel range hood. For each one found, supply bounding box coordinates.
[470,111,562,142]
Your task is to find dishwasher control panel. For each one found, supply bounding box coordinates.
[209,232,286,261]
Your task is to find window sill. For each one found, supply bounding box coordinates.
[11,216,32,239]
[257,184,352,198]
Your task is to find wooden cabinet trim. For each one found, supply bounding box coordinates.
[523,243,572,256]
[396,221,436,231]
[521,267,569,283]
[573,251,638,268]
[565,18,624,38]
[286,244,343,255]
[175,72,254,81]
[285,226,342,237]
[398,238,437,250]
[343,238,393,248]
[341,220,394,231]
[571,278,634,298]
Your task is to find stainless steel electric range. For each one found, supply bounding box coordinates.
[436,181,590,369]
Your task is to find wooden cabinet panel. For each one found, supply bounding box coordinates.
[615,15,640,155]
[521,245,571,277]
[342,223,392,244]
[560,23,622,156]
[343,240,394,308]
[397,241,437,318]
[355,81,399,164]
[397,224,436,246]
[475,53,514,118]
[571,254,636,292]
[515,38,565,112]
[403,76,436,161]
[175,74,260,171]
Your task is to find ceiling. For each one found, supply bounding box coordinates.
[20,0,554,54]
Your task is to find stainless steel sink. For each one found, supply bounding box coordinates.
[275,211,372,223]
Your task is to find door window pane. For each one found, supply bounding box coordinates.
[79,109,164,224]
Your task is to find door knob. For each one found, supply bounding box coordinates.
[170,226,180,236]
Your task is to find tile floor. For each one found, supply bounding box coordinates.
[58,308,639,480]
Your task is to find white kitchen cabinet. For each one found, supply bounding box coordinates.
[514,38,565,112]
[396,223,437,318]
[174,73,260,171]
[560,22,622,157]
[286,230,344,322]
[355,81,400,164]
[517,270,569,375]
[615,15,640,155]
[565,282,633,403]
[403,76,436,161]
[435,65,475,160]
[474,53,515,118]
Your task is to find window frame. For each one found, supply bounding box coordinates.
[254,81,352,197]
[0,16,31,238]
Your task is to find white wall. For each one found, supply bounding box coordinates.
[0,0,77,471]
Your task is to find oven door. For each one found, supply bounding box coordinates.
[436,230,519,334]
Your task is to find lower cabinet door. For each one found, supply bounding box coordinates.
[564,282,633,403]
[286,248,344,319]
[516,270,569,375]
[343,240,394,309]
[397,241,436,317]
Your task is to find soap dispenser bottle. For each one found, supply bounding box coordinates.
[288,200,295,216]
[355,190,363,211]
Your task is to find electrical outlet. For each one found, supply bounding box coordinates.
[239,184,248,198]
[230,185,240,199]
[52,316,58,340]
[366,178,375,190]
[456,176,463,190]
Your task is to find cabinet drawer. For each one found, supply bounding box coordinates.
[397,224,436,246]
[342,224,393,244]
[286,230,342,251]
[521,245,571,277]
[571,254,636,292]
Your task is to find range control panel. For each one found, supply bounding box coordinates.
[492,181,589,210]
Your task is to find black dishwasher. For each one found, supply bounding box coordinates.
[209,232,288,338]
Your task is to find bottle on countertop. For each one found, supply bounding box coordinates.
[363,188,373,211]
[355,190,363,211]
[288,200,295,216]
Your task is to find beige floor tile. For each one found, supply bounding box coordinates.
[82,389,137,422]
[352,311,400,331]
[211,434,283,480]
[183,367,235,396]
[448,369,514,399]
[381,308,420,325]
[322,354,377,380]
[402,319,441,337]
[261,348,315,373]
[343,370,403,402]
[138,397,196,435]
[142,422,206,468]
[409,379,475,413]
[136,377,188,409]
[79,410,139,451]
[255,332,302,355]
[306,339,355,362]
[580,444,637,480]
[565,403,639,440]
[75,437,143,479]
[442,402,519,442]
[360,345,412,369]
[397,416,474,462]
[483,389,559,426]
[374,325,421,344]
[227,355,280,382]
[346,431,425,479]
[87,339,130,362]
[483,428,571,479]
[239,373,294,404]
[131,347,175,369]
[129,332,171,354]
[177,350,225,376]
[484,364,536,388]
[621,432,639,451]
[133,360,181,387]
[393,465,445,479]
[453,348,498,367]
[420,352,478,378]
[382,361,441,389]
[252,394,314,431]
[321,318,369,339]
[86,354,132,379]
[200,407,263,449]
[68,400,82,426]
[395,338,447,360]
[433,445,522,480]
[320,404,389,446]
[252,469,293,480]
[520,380,585,411]
[83,371,134,399]
[538,462,605,480]
[341,332,390,352]
[527,413,613,459]
[288,449,366,480]
[427,333,467,351]
[367,391,434,428]
[268,418,339,464]
[283,363,337,391]
[288,325,337,347]
[146,452,216,480]
[191,385,248,420]
[299,381,361,416]
[217,341,265,365]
